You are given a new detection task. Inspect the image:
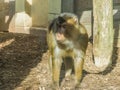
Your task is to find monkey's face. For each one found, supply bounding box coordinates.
[54,13,79,43]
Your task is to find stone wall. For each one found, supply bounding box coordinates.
[0,0,48,33]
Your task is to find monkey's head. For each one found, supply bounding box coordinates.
[49,13,79,44]
[58,13,79,25]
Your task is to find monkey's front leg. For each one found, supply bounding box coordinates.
[74,51,85,88]
[51,54,62,90]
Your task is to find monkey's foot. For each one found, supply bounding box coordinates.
[49,82,60,90]
[74,82,81,90]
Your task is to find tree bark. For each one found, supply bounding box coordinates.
[93,0,114,68]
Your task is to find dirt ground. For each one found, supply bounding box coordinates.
[0,32,120,90]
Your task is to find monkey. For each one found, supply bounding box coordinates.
[47,13,88,89]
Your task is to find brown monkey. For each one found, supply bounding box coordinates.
[47,13,88,89]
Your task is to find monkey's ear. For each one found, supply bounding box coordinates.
[58,16,66,25]
[73,17,79,24]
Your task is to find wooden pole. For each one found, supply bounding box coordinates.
[93,0,114,68]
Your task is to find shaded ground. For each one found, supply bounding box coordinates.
[0,32,120,90]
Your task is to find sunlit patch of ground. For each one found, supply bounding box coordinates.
[0,32,120,90]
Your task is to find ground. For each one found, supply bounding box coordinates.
[0,32,120,90]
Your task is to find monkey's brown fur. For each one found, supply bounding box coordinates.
[47,13,88,89]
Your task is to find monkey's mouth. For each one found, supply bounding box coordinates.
[55,33,66,42]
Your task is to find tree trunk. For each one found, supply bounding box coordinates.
[93,0,114,68]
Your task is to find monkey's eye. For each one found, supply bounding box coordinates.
[62,24,67,28]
